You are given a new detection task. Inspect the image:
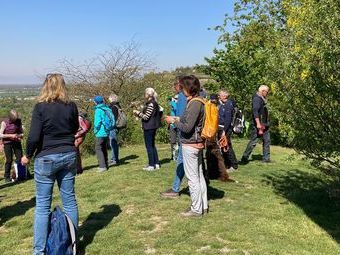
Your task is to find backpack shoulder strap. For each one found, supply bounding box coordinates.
[188,97,206,107]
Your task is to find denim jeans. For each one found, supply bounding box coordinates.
[143,129,159,167]
[172,144,184,193]
[109,129,119,162]
[33,151,78,255]
[242,126,271,161]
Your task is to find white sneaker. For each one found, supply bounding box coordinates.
[227,167,236,173]
[155,164,160,170]
[143,166,156,171]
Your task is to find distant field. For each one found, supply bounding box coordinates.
[0,86,40,98]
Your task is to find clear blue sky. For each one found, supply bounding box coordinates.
[0,0,233,84]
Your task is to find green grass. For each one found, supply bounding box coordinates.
[0,140,339,255]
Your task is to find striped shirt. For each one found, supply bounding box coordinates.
[138,102,154,121]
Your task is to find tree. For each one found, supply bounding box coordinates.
[204,0,340,172]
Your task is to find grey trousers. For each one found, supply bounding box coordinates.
[182,146,208,214]
[242,126,270,161]
[95,137,109,168]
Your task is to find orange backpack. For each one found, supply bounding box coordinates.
[189,98,219,141]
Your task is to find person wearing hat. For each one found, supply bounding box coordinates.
[93,95,114,172]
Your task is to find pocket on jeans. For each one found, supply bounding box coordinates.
[36,158,54,176]
[66,154,77,173]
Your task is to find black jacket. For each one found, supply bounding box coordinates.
[252,94,269,126]
[26,101,79,158]
[140,100,161,130]
[218,99,235,131]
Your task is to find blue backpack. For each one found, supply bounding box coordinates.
[99,107,115,132]
[46,206,77,255]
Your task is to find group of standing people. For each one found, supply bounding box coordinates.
[0,72,271,252]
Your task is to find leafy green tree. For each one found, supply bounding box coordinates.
[204,0,340,171]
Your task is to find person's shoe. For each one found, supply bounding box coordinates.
[262,159,273,163]
[155,164,161,170]
[227,167,236,173]
[239,157,249,165]
[5,178,12,183]
[160,189,179,198]
[203,208,209,214]
[109,160,117,166]
[143,165,156,171]
[180,209,202,218]
[96,167,107,173]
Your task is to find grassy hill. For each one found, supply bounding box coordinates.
[0,140,339,255]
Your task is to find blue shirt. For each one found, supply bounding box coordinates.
[176,92,187,117]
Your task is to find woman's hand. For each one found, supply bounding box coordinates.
[133,110,140,116]
[164,115,175,124]
[21,155,30,166]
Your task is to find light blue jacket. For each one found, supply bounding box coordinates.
[93,104,115,138]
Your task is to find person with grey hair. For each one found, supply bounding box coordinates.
[133,88,161,171]
[108,94,121,165]
[240,85,271,164]
[218,90,238,172]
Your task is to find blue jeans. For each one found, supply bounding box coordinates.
[33,151,78,255]
[172,143,184,193]
[143,129,159,167]
[109,129,119,162]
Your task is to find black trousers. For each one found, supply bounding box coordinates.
[4,142,23,179]
[95,137,109,168]
[218,129,238,169]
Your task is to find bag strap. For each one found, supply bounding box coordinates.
[65,214,77,255]
[187,97,206,108]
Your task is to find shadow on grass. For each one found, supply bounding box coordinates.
[78,204,122,253]
[119,154,139,165]
[251,154,263,161]
[0,181,17,190]
[263,169,340,243]
[0,197,35,226]
[179,185,225,200]
[159,158,172,165]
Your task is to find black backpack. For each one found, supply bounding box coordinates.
[231,101,245,134]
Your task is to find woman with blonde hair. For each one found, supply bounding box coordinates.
[21,73,79,254]
[133,87,162,171]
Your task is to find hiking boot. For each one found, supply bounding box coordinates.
[143,165,156,171]
[180,209,202,218]
[239,157,249,165]
[96,167,107,173]
[160,189,179,198]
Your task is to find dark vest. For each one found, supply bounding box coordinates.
[142,100,161,130]
[3,118,22,144]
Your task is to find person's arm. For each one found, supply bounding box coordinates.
[136,103,154,121]
[224,102,233,132]
[94,108,103,133]
[173,101,202,134]
[253,97,262,129]
[26,104,43,159]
